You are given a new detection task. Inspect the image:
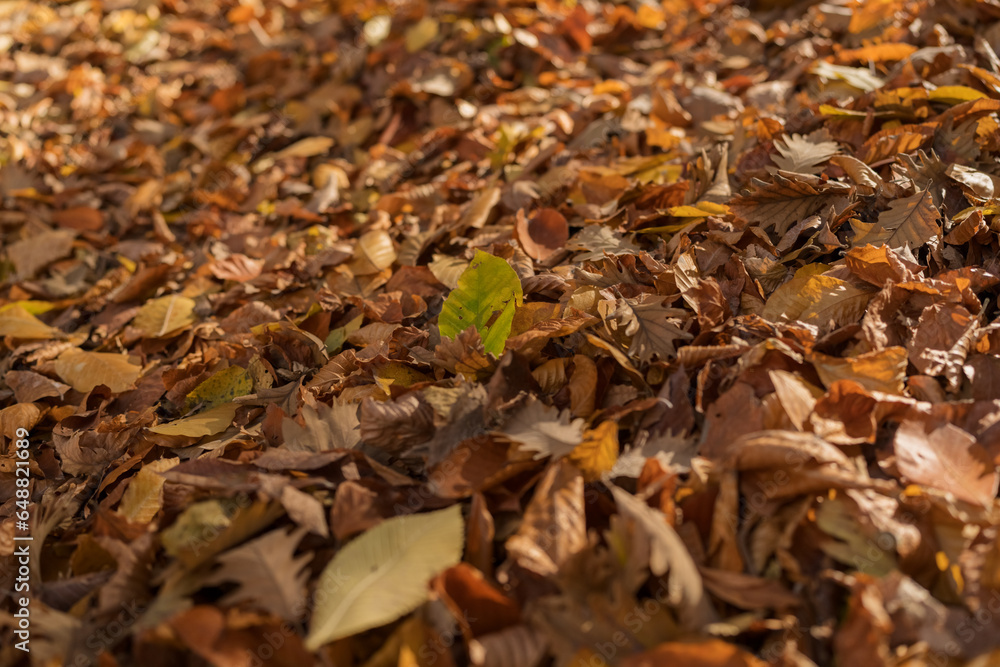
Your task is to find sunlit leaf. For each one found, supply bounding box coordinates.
[184,366,252,412]
[0,305,60,339]
[568,421,619,481]
[438,250,523,356]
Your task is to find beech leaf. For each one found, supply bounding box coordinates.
[148,403,238,438]
[498,398,585,459]
[132,294,197,338]
[730,173,851,236]
[54,349,142,393]
[206,526,311,621]
[438,250,523,356]
[851,189,940,255]
[305,505,464,650]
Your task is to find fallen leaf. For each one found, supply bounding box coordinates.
[148,402,238,438]
[568,421,619,481]
[439,250,523,356]
[206,526,310,621]
[132,294,197,338]
[893,420,998,506]
[0,305,61,339]
[54,349,143,393]
[306,505,464,649]
[730,173,851,236]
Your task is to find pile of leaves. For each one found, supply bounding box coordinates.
[7,0,1000,664]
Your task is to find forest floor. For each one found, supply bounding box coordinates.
[5,0,1000,665]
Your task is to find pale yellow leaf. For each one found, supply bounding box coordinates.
[273,136,335,159]
[118,458,179,524]
[356,230,397,272]
[405,16,438,52]
[148,402,238,438]
[54,349,142,393]
[132,295,197,338]
[305,505,464,650]
[0,305,60,339]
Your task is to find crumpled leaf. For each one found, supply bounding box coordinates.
[762,265,873,328]
[613,294,692,362]
[282,400,361,452]
[851,190,940,255]
[610,485,718,630]
[205,526,310,621]
[505,461,587,578]
[893,420,999,506]
[731,173,851,236]
[498,398,585,460]
[772,133,840,174]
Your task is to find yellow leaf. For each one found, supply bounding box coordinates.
[568,421,619,481]
[637,220,701,235]
[819,104,869,118]
[273,136,335,159]
[0,300,55,315]
[807,347,908,394]
[132,295,197,338]
[374,362,431,389]
[762,265,873,328]
[148,402,238,438]
[835,42,918,64]
[356,230,397,273]
[667,202,730,217]
[404,16,438,52]
[325,314,364,354]
[54,349,142,393]
[162,499,281,567]
[0,305,60,339]
[184,366,252,412]
[118,458,179,524]
[929,86,988,104]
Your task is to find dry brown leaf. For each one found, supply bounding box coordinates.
[730,173,851,236]
[893,420,999,506]
[852,190,940,255]
[505,460,587,578]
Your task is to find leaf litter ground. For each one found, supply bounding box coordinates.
[6,0,1000,665]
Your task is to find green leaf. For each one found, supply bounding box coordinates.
[438,250,523,356]
[305,505,465,650]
